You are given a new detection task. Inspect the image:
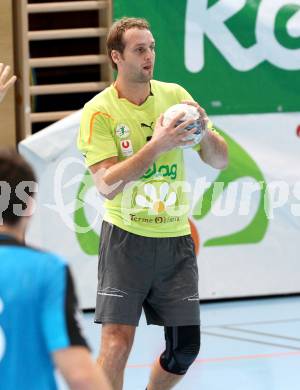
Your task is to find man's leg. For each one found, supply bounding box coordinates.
[97,323,136,390]
[146,325,200,390]
[147,358,182,390]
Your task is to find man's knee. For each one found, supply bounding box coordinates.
[101,324,135,363]
[160,325,200,375]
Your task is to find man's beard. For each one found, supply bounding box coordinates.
[138,73,152,82]
[131,68,153,83]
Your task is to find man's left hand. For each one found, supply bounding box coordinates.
[181,100,209,134]
[0,63,17,103]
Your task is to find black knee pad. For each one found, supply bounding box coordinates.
[160,325,201,375]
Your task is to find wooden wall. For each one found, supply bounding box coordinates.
[0,0,16,146]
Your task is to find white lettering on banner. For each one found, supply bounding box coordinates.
[238,181,263,216]
[291,182,300,216]
[0,298,6,362]
[265,181,290,219]
[13,181,37,217]
[46,157,108,233]
[287,7,300,37]
[185,0,300,72]
[211,181,239,217]
[0,181,11,225]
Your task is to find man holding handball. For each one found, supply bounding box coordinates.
[78,17,228,390]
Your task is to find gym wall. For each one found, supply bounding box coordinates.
[0,0,16,146]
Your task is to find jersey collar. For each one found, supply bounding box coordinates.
[112,81,154,109]
[0,234,25,247]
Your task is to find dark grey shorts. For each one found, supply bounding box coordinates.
[95,221,200,327]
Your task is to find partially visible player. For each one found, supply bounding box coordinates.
[0,63,16,103]
[0,148,111,390]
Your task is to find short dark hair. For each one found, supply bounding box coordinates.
[106,17,150,70]
[0,148,36,226]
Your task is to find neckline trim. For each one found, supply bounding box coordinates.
[112,81,154,109]
[0,234,25,247]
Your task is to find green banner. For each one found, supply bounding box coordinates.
[114,0,300,115]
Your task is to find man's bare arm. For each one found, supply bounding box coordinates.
[90,140,160,200]
[54,347,112,389]
[181,99,228,170]
[89,113,197,199]
[199,129,228,169]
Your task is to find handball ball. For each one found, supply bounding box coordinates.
[163,103,204,148]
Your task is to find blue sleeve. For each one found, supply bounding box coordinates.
[41,257,88,352]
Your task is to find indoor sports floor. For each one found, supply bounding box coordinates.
[57,296,300,390]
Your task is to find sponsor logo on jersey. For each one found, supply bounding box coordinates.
[116,124,130,138]
[143,162,178,180]
[135,182,177,213]
[140,122,154,130]
[120,139,133,156]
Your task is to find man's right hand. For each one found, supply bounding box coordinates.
[89,112,197,200]
[150,112,197,153]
